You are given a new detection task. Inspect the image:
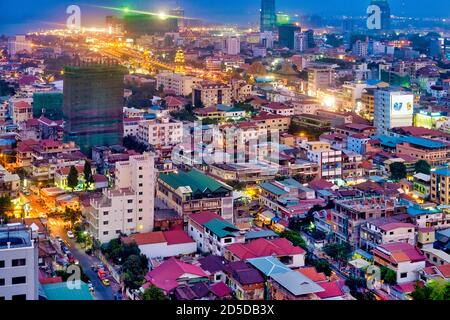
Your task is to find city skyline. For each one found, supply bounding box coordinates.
[1,0,450,35]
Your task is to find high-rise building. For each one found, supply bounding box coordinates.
[305,29,315,48]
[374,88,414,135]
[7,35,32,55]
[260,0,276,32]
[370,0,391,31]
[156,71,201,96]
[294,32,307,52]
[63,62,127,156]
[225,36,241,55]
[169,7,185,29]
[86,153,155,243]
[278,24,301,50]
[260,31,274,49]
[192,82,233,108]
[0,223,39,300]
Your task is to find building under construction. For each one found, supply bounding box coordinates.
[63,60,127,156]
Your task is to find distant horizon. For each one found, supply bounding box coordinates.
[1,0,450,35]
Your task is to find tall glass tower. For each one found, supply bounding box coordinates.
[260,0,276,32]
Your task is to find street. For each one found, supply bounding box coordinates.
[48,217,118,300]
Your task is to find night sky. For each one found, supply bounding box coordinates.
[0,0,449,35]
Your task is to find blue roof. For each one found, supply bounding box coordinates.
[374,134,447,150]
[245,230,279,241]
[247,256,292,277]
[434,167,450,177]
[259,182,287,196]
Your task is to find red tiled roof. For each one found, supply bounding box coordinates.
[209,282,231,298]
[373,243,426,264]
[316,281,344,299]
[226,238,305,260]
[297,267,327,282]
[144,258,208,292]
[14,101,31,110]
[163,230,195,245]
[392,281,423,294]
[309,179,334,190]
[124,232,166,245]
[92,174,108,183]
[189,211,223,226]
[253,111,288,121]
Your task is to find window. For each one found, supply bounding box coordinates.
[116,230,121,234]
[103,221,109,225]
[139,183,143,187]
[0,260,4,268]
[12,259,26,267]
[139,192,143,195]
[127,209,133,213]
[12,294,26,301]
[103,231,109,235]
[12,276,26,285]
[0,278,4,286]
[127,219,133,223]
[139,175,143,179]
[400,272,408,278]
[138,217,143,221]
[103,211,109,216]
[127,200,133,204]
[138,208,143,212]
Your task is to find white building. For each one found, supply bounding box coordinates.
[294,32,307,52]
[0,224,38,300]
[7,35,32,55]
[225,37,240,55]
[156,72,202,96]
[137,118,183,147]
[86,153,155,243]
[123,117,143,137]
[305,141,342,181]
[352,40,369,57]
[192,82,233,108]
[374,89,414,135]
[260,31,274,49]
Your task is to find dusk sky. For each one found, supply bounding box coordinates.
[1,0,449,35]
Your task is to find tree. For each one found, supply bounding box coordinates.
[62,207,82,229]
[389,162,407,181]
[323,242,353,263]
[122,254,147,290]
[380,266,397,285]
[143,285,166,300]
[415,160,431,175]
[411,280,450,300]
[83,161,94,190]
[280,230,307,250]
[67,166,79,191]
[0,196,13,219]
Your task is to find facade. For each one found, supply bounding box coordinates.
[137,118,183,148]
[260,0,276,32]
[305,141,342,181]
[307,66,335,96]
[374,89,414,135]
[431,168,450,205]
[225,37,240,55]
[0,164,20,199]
[156,72,201,96]
[278,25,301,50]
[63,63,127,156]
[86,153,155,243]
[192,82,233,108]
[0,224,38,300]
[7,35,32,55]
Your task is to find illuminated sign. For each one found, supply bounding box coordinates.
[391,94,414,116]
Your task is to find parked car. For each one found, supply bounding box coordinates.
[67,231,75,239]
[102,279,110,286]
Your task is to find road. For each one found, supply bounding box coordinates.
[48,218,117,300]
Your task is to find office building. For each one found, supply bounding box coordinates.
[260,0,276,32]
[374,89,414,135]
[87,153,155,243]
[63,62,127,156]
[0,224,38,300]
[278,24,301,50]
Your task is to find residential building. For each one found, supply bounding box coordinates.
[305,141,342,181]
[137,117,183,148]
[225,37,240,55]
[192,82,232,108]
[307,66,335,96]
[0,164,20,199]
[270,271,325,300]
[374,89,414,135]
[431,168,450,205]
[372,243,426,284]
[86,153,155,243]
[157,169,234,222]
[156,72,201,96]
[0,224,38,300]
[7,35,32,55]
[224,261,265,300]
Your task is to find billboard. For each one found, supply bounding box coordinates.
[391,93,414,116]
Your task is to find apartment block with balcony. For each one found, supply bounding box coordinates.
[305,141,342,181]
[137,117,183,148]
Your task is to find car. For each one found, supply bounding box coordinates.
[67,231,75,238]
[102,279,110,286]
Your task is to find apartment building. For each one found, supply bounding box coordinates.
[192,82,232,108]
[156,72,201,96]
[137,117,183,148]
[0,224,38,300]
[86,153,155,243]
[305,141,342,181]
[0,164,20,199]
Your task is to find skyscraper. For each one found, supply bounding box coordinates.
[63,61,127,156]
[278,24,301,50]
[370,0,391,31]
[260,0,276,32]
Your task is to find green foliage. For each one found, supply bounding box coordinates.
[414,160,431,175]
[122,254,148,290]
[62,207,82,229]
[380,266,397,285]
[228,180,246,191]
[67,165,79,191]
[411,280,450,300]
[280,230,307,250]
[0,196,13,218]
[143,285,166,300]
[323,242,353,263]
[83,161,94,190]
[389,162,407,181]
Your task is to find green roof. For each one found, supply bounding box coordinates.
[259,182,287,196]
[42,281,93,300]
[203,218,239,238]
[159,169,232,195]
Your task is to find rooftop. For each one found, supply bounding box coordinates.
[270,271,325,296]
